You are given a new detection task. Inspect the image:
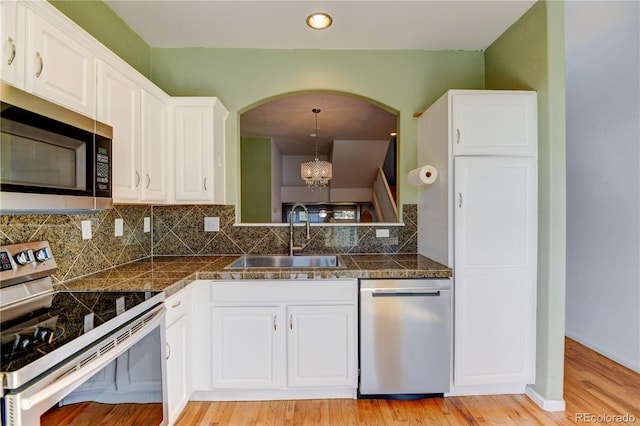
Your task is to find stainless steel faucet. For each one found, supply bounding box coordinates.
[289,202,310,256]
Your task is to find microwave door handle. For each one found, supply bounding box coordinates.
[20,307,165,411]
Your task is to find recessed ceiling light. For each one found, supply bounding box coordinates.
[389,132,398,137]
[306,12,333,30]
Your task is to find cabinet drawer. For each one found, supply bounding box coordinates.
[165,289,189,327]
[211,280,357,305]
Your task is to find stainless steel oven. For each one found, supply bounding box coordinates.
[0,241,168,426]
[0,83,113,213]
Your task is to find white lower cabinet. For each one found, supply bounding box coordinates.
[453,156,537,388]
[193,280,358,401]
[211,306,282,389]
[287,305,355,388]
[165,288,192,424]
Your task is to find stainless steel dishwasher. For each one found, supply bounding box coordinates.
[359,278,451,398]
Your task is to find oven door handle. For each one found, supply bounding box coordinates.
[20,305,165,411]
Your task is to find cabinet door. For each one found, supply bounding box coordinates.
[141,89,168,201]
[451,92,536,157]
[287,305,356,388]
[453,156,537,386]
[211,306,282,389]
[97,61,141,202]
[174,104,214,202]
[1,1,24,87]
[166,314,189,423]
[24,9,95,117]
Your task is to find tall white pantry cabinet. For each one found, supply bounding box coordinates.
[417,90,538,395]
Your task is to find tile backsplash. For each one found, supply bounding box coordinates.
[0,205,152,283]
[0,204,416,283]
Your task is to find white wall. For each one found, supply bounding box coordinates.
[565,1,640,372]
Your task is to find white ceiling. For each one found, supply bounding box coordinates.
[104,0,536,51]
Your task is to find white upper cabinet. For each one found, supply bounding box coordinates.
[1,1,24,87]
[141,88,169,202]
[24,8,95,117]
[173,98,228,204]
[2,3,96,117]
[451,91,537,157]
[98,61,170,203]
[97,60,141,202]
[4,1,232,206]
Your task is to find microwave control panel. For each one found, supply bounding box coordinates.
[94,134,112,197]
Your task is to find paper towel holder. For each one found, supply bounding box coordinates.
[408,165,438,186]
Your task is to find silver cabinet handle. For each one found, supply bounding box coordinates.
[273,316,277,331]
[35,51,43,78]
[166,342,171,360]
[289,315,293,330]
[372,290,441,297]
[456,128,461,144]
[203,177,207,191]
[7,36,16,66]
[171,300,181,308]
[146,173,151,189]
[135,171,140,188]
[459,192,463,208]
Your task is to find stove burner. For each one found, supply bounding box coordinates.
[1,322,65,362]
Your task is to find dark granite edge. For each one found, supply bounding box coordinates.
[56,254,453,298]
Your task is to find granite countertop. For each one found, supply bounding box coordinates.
[56,254,452,298]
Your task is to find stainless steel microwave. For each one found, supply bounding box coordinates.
[0,83,113,213]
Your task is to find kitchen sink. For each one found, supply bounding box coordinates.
[225,255,343,269]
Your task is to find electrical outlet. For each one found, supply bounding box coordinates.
[204,217,220,232]
[376,228,390,238]
[114,218,124,237]
[81,220,92,240]
[143,217,151,233]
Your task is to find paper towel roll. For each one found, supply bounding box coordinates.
[408,165,438,186]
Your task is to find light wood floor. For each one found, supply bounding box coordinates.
[175,338,640,425]
[42,338,640,425]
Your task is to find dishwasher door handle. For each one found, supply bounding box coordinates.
[371,289,441,297]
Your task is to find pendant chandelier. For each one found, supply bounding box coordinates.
[301,108,332,189]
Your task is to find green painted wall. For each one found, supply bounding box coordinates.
[49,0,152,77]
[241,137,272,223]
[148,49,485,214]
[485,1,567,403]
[45,2,485,219]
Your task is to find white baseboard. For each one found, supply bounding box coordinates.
[565,331,640,373]
[191,388,357,401]
[525,385,566,412]
[446,382,526,396]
